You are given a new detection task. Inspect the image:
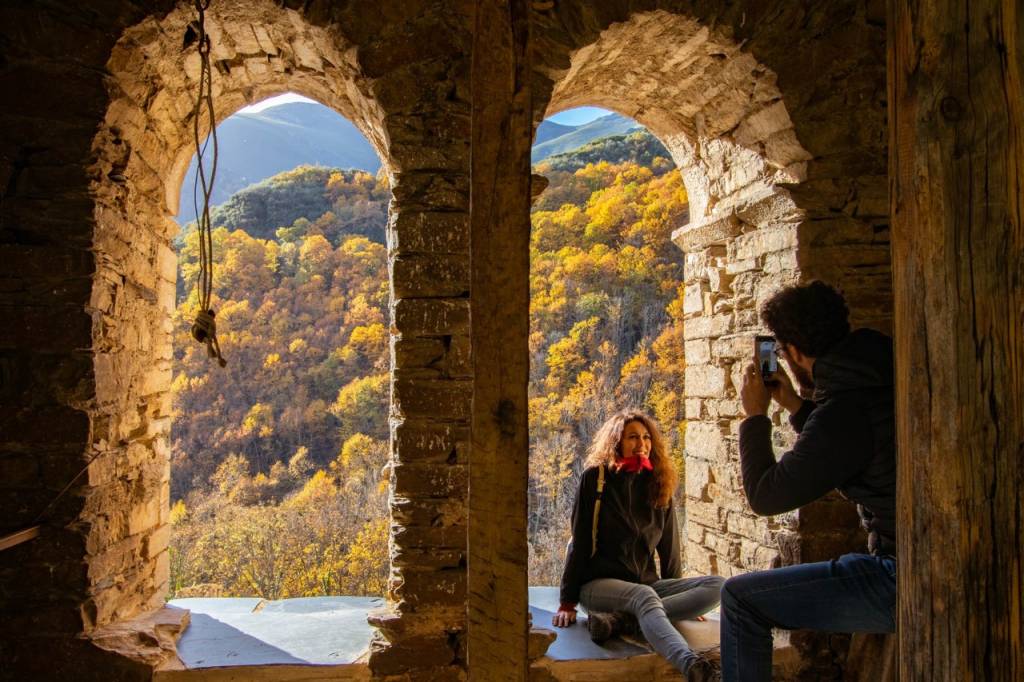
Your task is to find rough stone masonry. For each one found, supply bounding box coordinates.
[0,1,893,679]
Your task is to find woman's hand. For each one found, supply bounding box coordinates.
[552,608,577,627]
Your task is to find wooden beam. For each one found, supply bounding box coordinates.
[0,526,40,552]
[889,0,1024,678]
[468,0,532,678]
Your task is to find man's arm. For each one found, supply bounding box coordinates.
[738,400,874,516]
[789,400,816,433]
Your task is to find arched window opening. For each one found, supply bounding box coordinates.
[527,107,689,591]
[168,94,392,604]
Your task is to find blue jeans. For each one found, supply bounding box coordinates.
[720,553,896,682]
[581,576,724,673]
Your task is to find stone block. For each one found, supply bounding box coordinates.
[684,459,712,501]
[685,499,724,529]
[390,169,469,212]
[444,333,472,378]
[392,378,470,420]
[393,298,470,336]
[529,627,557,660]
[672,213,742,252]
[682,313,733,340]
[706,267,734,293]
[685,421,728,462]
[389,211,470,254]
[683,282,705,316]
[765,128,814,168]
[712,333,757,361]
[393,568,466,607]
[762,250,799,274]
[391,548,465,572]
[725,511,768,542]
[394,337,447,373]
[127,498,160,536]
[685,545,716,576]
[368,632,456,675]
[685,364,728,397]
[685,398,703,420]
[733,227,797,260]
[143,524,170,560]
[392,254,470,298]
[393,419,470,464]
[392,462,468,499]
[733,101,793,146]
[390,492,465,524]
[391,524,467,551]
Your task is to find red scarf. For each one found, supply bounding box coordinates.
[616,455,653,473]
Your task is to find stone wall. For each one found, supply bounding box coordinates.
[532,2,889,674]
[533,0,887,580]
[1,1,471,678]
[1,0,890,679]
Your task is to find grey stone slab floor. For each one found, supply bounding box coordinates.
[169,596,384,668]
[169,588,711,669]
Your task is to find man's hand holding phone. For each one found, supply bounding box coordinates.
[743,336,804,417]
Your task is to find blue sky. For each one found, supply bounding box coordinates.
[545,106,612,126]
[241,94,612,128]
[239,93,316,113]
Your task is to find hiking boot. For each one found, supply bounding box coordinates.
[683,654,721,682]
[586,611,623,644]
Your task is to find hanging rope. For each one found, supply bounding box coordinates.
[3,0,230,555]
[189,0,227,367]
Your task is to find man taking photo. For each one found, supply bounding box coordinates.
[719,281,897,682]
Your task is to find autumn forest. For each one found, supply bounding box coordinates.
[169,128,688,599]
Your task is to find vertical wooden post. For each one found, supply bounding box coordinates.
[889,0,1023,679]
[468,0,532,678]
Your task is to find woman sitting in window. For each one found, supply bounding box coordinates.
[552,409,723,680]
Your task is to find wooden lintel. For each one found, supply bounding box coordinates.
[0,526,40,552]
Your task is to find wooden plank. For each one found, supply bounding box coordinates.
[0,526,40,552]
[888,0,1024,679]
[468,0,532,679]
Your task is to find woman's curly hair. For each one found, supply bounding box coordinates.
[761,281,850,357]
[584,409,677,508]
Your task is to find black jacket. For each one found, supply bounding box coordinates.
[559,465,681,605]
[738,328,897,555]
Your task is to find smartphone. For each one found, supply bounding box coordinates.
[755,335,779,386]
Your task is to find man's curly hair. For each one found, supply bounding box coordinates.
[761,281,850,358]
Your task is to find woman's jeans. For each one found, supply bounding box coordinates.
[720,553,897,682]
[580,575,724,672]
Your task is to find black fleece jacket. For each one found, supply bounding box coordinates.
[559,465,680,606]
[738,328,897,555]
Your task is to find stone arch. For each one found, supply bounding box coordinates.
[84,0,394,631]
[527,2,889,673]
[29,1,473,675]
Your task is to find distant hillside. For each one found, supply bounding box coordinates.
[177,102,381,223]
[197,166,388,243]
[536,130,671,174]
[534,119,578,145]
[531,113,640,162]
[177,105,653,228]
